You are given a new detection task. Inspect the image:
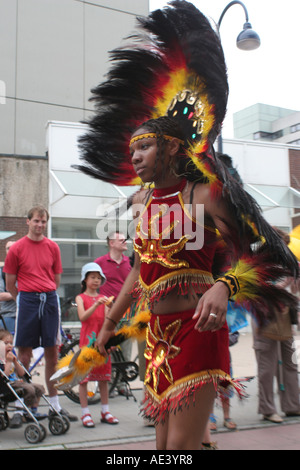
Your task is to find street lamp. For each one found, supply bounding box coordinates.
[217,1,261,51]
[216,1,261,152]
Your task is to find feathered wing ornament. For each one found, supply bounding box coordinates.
[214,155,299,271]
[75,0,228,188]
[51,310,151,391]
[226,253,299,327]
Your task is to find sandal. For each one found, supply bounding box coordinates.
[202,441,218,450]
[223,418,237,430]
[101,411,119,425]
[81,413,95,428]
[209,414,217,431]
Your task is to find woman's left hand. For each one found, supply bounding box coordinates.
[192,282,229,332]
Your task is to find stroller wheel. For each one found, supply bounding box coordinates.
[61,415,70,433]
[0,415,5,431]
[49,416,65,435]
[39,423,47,441]
[24,423,43,444]
[0,412,9,430]
[3,411,9,430]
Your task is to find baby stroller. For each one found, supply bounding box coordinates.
[0,357,70,444]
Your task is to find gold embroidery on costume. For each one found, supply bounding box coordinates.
[144,317,181,393]
[134,203,190,269]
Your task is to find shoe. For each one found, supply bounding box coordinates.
[9,413,23,428]
[24,409,48,422]
[49,408,78,422]
[263,413,283,423]
[285,411,300,417]
[223,418,237,430]
[81,413,95,428]
[209,414,217,431]
[101,411,119,425]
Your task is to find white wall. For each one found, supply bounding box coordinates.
[47,122,296,230]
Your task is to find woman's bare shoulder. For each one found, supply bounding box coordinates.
[131,187,148,205]
[131,187,152,219]
[184,181,214,208]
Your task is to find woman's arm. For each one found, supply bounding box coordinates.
[96,188,147,354]
[191,185,238,331]
[96,252,141,356]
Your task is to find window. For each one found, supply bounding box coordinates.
[75,230,92,258]
[290,123,300,133]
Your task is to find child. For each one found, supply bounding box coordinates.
[76,262,119,427]
[0,329,46,428]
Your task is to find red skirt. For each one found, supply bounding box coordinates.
[142,309,243,423]
[80,356,111,383]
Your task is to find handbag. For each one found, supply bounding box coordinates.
[260,305,293,341]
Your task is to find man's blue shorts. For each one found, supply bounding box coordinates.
[14,291,60,349]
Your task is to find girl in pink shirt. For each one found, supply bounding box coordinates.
[76,262,119,427]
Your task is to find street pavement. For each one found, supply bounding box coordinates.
[1,332,300,450]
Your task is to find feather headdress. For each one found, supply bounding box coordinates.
[75,0,228,187]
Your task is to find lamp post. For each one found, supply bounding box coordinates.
[216,1,260,152]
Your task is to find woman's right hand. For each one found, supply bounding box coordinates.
[96,324,116,357]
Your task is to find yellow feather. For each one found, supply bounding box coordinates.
[118,310,151,342]
[55,309,151,388]
[228,259,260,302]
[56,353,72,370]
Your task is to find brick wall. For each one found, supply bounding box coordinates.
[0,217,27,263]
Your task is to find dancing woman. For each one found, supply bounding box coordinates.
[75,1,298,449]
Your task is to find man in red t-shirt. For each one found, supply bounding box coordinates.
[4,205,77,424]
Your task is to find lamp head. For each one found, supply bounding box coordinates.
[237,22,261,50]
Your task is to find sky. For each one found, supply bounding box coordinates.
[149,0,300,138]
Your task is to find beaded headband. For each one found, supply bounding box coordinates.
[129,133,184,147]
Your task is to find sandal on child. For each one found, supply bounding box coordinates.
[101,411,119,425]
[223,418,237,430]
[81,413,95,428]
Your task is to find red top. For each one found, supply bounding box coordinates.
[78,293,111,381]
[133,179,219,304]
[94,252,131,298]
[79,294,107,347]
[3,236,63,292]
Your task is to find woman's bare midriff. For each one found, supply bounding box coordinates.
[151,286,201,315]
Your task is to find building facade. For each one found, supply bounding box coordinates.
[1,2,300,323]
[0,0,148,239]
[233,103,300,145]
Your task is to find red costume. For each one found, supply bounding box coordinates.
[133,179,217,304]
[133,180,242,422]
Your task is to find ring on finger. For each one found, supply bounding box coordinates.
[209,313,217,319]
